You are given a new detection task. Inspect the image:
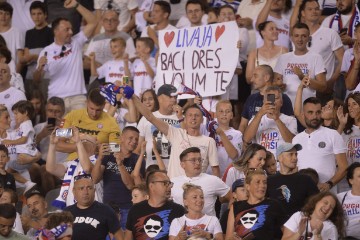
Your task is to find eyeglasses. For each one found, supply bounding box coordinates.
[241,217,257,221]
[74,174,92,182]
[59,45,66,58]
[183,158,203,164]
[152,180,174,187]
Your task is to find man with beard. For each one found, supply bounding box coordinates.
[21,188,48,237]
[321,0,359,47]
[92,126,145,231]
[292,97,348,193]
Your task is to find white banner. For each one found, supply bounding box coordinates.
[157,21,240,97]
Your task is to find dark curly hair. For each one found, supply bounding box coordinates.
[301,191,345,238]
[45,211,74,229]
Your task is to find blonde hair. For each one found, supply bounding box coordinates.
[182,183,203,199]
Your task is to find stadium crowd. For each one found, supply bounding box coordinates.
[0,0,360,239]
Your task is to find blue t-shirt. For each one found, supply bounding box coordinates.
[102,153,145,208]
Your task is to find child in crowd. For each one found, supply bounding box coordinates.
[220,179,248,233]
[131,37,156,97]
[131,183,149,204]
[0,145,16,192]
[2,101,38,191]
[90,37,132,86]
[264,150,277,175]
[298,168,319,185]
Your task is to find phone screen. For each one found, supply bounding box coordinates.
[47,118,56,126]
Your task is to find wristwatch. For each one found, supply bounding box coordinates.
[325,180,334,188]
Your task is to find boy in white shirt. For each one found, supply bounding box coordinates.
[90,37,132,85]
[131,37,156,96]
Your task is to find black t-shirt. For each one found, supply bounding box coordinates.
[241,92,294,120]
[266,172,319,217]
[102,153,145,208]
[25,26,53,49]
[0,172,15,191]
[126,200,185,240]
[233,198,287,240]
[64,201,120,240]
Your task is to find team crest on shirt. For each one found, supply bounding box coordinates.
[278,185,291,203]
[318,141,326,148]
[4,94,9,99]
[134,210,172,239]
[97,123,103,129]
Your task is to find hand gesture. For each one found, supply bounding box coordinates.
[301,75,311,88]
[172,104,183,118]
[190,227,209,238]
[152,137,160,155]
[311,218,324,235]
[49,128,59,144]
[297,215,308,235]
[63,0,78,8]
[124,53,129,62]
[259,101,275,116]
[293,66,304,80]
[340,32,354,46]
[176,224,188,240]
[337,106,348,126]
[88,52,96,61]
[114,152,125,166]
[238,17,252,28]
[194,95,202,105]
[70,126,80,144]
[147,26,157,40]
[140,141,146,155]
[38,55,47,68]
[98,143,110,159]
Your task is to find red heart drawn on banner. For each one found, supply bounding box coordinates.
[164,31,175,47]
[215,25,225,42]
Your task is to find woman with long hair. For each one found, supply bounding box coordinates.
[282,191,345,239]
[169,183,223,240]
[225,169,287,239]
[27,88,47,125]
[246,21,288,84]
[223,143,266,188]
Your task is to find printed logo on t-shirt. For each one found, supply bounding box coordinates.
[346,136,360,162]
[342,201,360,216]
[235,205,269,237]
[260,128,280,150]
[134,210,172,239]
[278,185,291,203]
[73,216,100,228]
[318,141,326,148]
[284,63,309,76]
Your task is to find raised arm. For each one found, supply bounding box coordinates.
[131,94,170,135]
[243,102,271,143]
[345,41,360,90]
[46,130,67,178]
[132,141,146,185]
[115,152,135,190]
[256,0,272,30]
[294,80,306,127]
[91,144,107,184]
[216,128,239,159]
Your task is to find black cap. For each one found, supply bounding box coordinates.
[24,187,44,199]
[157,84,177,97]
[232,179,245,192]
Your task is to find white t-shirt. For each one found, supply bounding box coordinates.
[38,31,88,98]
[292,126,346,184]
[34,122,68,163]
[249,114,297,156]
[94,0,138,32]
[169,214,222,237]
[341,48,356,94]
[274,51,326,107]
[137,111,179,168]
[135,0,154,32]
[131,57,156,96]
[337,190,360,239]
[166,126,219,178]
[256,15,290,49]
[96,59,132,84]
[171,173,230,216]
[309,27,343,80]
[284,211,338,239]
[0,87,26,129]
[215,128,243,177]
[85,31,137,64]
[0,27,24,63]
[14,120,38,156]
[224,167,245,187]
[322,13,352,33]
[342,125,360,165]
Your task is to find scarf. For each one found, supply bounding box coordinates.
[52,155,98,209]
[177,84,219,143]
[100,83,134,106]
[37,224,72,240]
[329,6,360,40]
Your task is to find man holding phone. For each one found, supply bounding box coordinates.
[92,126,145,231]
[243,86,297,160]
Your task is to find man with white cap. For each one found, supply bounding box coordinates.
[266,142,319,217]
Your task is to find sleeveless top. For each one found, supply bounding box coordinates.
[256,47,284,69]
